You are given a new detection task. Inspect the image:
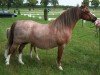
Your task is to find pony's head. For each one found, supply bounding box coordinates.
[80,4,97,22]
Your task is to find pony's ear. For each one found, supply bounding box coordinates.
[80,4,87,12]
[80,4,87,8]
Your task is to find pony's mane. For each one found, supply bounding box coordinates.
[50,6,81,29]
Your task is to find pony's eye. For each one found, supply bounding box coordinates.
[85,10,90,13]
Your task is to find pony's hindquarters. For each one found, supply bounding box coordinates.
[5,20,34,65]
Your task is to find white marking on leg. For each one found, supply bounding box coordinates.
[18,53,24,65]
[58,65,63,70]
[36,54,40,61]
[5,54,11,65]
[56,62,63,70]
[4,49,8,59]
[30,51,33,58]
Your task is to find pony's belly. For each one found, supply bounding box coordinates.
[33,40,57,49]
[35,45,57,49]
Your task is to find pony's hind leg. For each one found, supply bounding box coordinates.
[5,43,18,65]
[4,41,9,58]
[18,43,26,65]
[4,28,10,59]
[4,46,9,59]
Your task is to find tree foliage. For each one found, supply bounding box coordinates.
[0,0,9,9]
[28,0,38,6]
[91,0,100,9]
[41,0,50,7]
[0,0,7,6]
[50,0,58,7]
[82,0,89,6]
[13,0,23,8]
[27,0,38,10]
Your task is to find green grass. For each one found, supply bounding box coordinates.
[0,8,100,75]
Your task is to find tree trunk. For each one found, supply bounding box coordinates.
[18,9,20,15]
[44,8,48,21]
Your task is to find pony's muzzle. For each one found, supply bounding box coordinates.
[92,16,97,23]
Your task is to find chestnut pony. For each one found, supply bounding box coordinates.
[5,5,97,70]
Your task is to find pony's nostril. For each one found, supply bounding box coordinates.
[95,17,97,21]
[92,17,97,22]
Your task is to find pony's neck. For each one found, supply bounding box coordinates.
[70,19,79,30]
[50,7,81,30]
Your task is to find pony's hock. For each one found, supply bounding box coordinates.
[5,5,97,70]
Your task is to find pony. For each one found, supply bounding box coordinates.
[5,28,39,59]
[5,5,97,70]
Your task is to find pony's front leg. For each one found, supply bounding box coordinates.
[34,47,40,61]
[30,44,33,58]
[57,45,64,70]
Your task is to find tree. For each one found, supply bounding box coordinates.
[50,0,58,8]
[7,0,13,10]
[13,0,23,9]
[41,0,58,21]
[27,0,38,11]
[91,0,100,9]
[41,0,50,20]
[82,0,89,6]
[13,0,23,15]
[0,0,8,10]
[0,0,13,10]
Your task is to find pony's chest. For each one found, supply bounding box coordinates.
[57,30,71,45]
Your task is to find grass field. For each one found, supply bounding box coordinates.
[0,8,100,75]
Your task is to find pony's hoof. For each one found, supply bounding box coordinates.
[36,55,40,61]
[6,62,9,65]
[58,66,63,70]
[20,62,24,65]
[19,60,24,65]
[36,57,40,61]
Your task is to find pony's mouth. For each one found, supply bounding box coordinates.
[91,17,97,23]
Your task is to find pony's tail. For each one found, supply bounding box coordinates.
[8,22,16,47]
[6,28,10,39]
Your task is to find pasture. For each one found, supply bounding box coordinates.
[0,8,100,75]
